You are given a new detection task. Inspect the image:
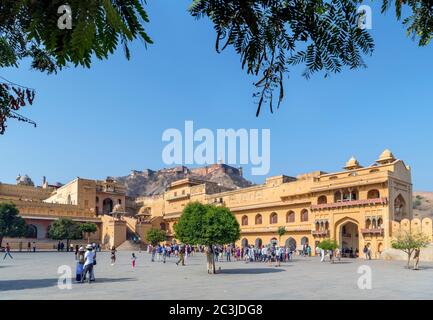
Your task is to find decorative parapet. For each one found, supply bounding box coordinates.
[165,194,190,201]
[241,225,311,234]
[311,197,388,211]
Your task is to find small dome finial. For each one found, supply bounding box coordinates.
[344,156,361,170]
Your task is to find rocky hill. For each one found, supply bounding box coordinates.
[116,164,253,197]
[413,191,433,219]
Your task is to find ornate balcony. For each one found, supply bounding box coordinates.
[312,230,329,237]
[311,197,388,211]
[361,228,384,236]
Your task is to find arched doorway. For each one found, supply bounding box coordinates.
[255,238,262,248]
[301,237,309,245]
[241,238,248,248]
[102,198,113,214]
[25,224,38,238]
[339,220,359,258]
[285,237,296,251]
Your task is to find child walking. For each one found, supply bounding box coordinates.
[131,253,136,268]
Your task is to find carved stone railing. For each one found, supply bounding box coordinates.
[311,197,388,210]
[312,230,329,237]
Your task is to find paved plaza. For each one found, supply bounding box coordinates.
[1,251,433,300]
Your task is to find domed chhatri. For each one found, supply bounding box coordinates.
[112,203,125,213]
[376,149,396,164]
[344,156,362,170]
[16,174,35,186]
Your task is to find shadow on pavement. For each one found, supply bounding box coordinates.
[0,278,58,291]
[0,277,135,291]
[218,268,286,275]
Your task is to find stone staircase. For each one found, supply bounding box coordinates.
[116,240,147,251]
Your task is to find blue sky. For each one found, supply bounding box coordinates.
[1,1,432,190]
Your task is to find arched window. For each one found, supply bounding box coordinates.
[318,195,327,204]
[365,218,371,229]
[241,215,248,226]
[372,218,377,228]
[301,237,309,245]
[325,221,329,230]
[315,221,320,231]
[300,209,309,222]
[67,194,72,205]
[285,237,296,251]
[286,211,295,223]
[334,191,342,202]
[96,196,99,203]
[102,198,113,214]
[270,212,278,224]
[255,238,263,248]
[394,194,407,221]
[377,217,383,228]
[367,189,380,199]
[255,214,262,225]
[160,223,166,230]
[241,238,248,247]
[118,199,122,204]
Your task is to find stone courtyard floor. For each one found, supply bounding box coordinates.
[1,251,433,300]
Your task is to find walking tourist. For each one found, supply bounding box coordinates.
[3,243,13,259]
[110,246,117,265]
[320,247,325,262]
[363,245,368,259]
[413,248,420,270]
[162,245,167,263]
[367,244,372,260]
[81,244,95,284]
[32,241,36,252]
[76,246,85,282]
[151,245,156,262]
[335,247,341,261]
[176,244,185,266]
[132,253,136,268]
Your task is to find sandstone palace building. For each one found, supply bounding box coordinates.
[2,150,432,259]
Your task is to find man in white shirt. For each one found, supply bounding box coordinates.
[81,244,95,283]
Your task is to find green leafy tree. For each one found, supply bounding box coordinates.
[391,231,430,269]
[318,239,338,251]
[277,226,286,244]
[0,0,152,134]
[3,1,433,131]
[318,239,338,263]
[190,0,433,115]
[174,202,240,274]
[0,203,26,247]
[145,228,167,246]
[48,218,83,250]
[79,222,97,243]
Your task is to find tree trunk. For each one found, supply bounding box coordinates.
[0,236,3,248]
[206,246,216,274]
[66,239,70,252]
